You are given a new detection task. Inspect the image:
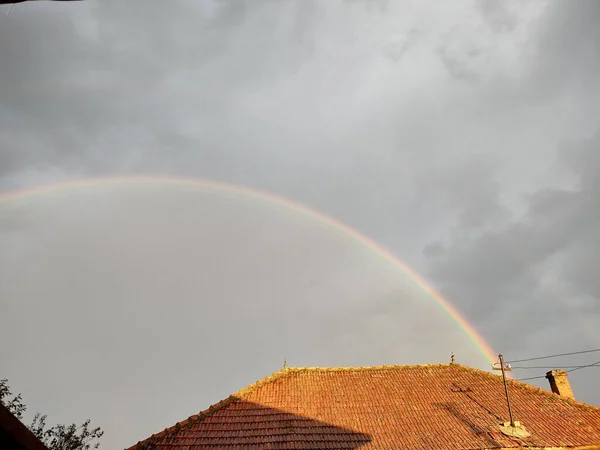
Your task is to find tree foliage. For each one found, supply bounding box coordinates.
[0,378,103,450]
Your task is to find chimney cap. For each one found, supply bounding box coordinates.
[545,369,568,378]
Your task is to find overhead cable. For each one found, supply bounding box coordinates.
[515,359,600,382]
[505,348,600,364]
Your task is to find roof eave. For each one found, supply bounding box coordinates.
[0,403,50,450]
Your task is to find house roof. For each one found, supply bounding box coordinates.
[0,403,49,450]
[126,363,600,450]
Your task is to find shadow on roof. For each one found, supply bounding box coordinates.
[136,397,372,449]
[434,402,505,449]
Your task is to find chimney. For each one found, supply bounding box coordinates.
[545,370,574,399]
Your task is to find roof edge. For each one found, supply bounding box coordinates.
[0,403,50,450]
[124,367,297,450]
[124,395,235,450]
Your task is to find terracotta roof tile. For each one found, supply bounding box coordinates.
[126,364,600,449]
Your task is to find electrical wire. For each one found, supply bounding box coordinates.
[516,375,547,381]
[512,365,599,370]
[567,359,600,373]
[505,348,600,364]
[516,359,600,382]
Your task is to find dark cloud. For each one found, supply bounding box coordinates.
[437,48,480,83]
[424,127,600,406]
[477,0,518,33]
[417,0,600,404]
[524,0,600,102]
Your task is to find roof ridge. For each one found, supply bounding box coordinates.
[272,362,457,372]
[282,364,600,411]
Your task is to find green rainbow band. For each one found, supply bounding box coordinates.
[0,174,497,364]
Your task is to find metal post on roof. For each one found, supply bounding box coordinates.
[498,354,515,428]
[493,354,530,438]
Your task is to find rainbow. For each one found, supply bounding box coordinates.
[0,174,497,365]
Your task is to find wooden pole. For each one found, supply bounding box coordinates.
[498,354,515,427]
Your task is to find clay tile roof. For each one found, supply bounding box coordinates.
[125,364,600,450]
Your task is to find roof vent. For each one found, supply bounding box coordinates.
[546,370,574,399]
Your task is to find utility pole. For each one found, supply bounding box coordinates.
[491,354,517,428]
[498,354,515,427]
[492,354,530,438]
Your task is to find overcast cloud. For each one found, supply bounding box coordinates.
[1,1,599,448]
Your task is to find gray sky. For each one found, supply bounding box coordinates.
[1,0,599,448]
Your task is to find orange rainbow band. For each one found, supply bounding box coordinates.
[0,174,498,365]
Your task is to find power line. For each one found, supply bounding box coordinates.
[505,348,600,364]
[516,359,600,382]
[512,365,599,370]
[567,359,600,374]
[517,375,547,381]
